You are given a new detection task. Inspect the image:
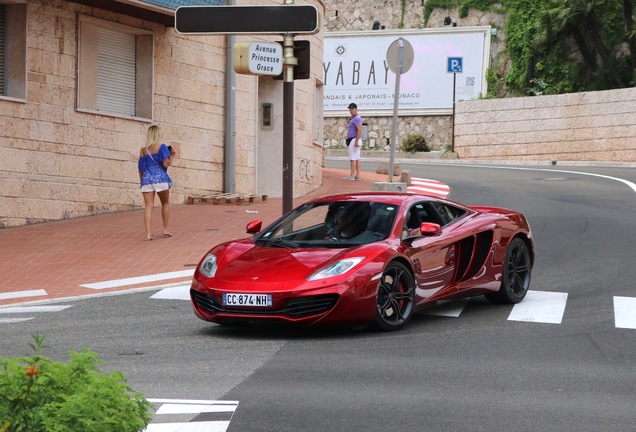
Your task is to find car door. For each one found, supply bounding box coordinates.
[402,202,458,302]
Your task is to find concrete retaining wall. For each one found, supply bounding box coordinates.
[454,88,636,162]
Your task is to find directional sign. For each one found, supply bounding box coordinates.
[175,5,320,35]
[447,57,463,73]
[233,42,283,76]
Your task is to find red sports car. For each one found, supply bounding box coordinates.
[190,192,534,331]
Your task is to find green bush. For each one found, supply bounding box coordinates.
[0,335,152,432]
[399,133,430,153]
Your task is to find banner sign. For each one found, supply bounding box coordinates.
[323,28,490,114]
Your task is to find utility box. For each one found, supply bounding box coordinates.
[361,122,368,149]
[361,122,368,141]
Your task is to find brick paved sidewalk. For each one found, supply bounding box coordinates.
[0,168,388,307]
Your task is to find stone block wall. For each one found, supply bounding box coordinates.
[454,88,636,161]
[324,114,452,151]
[0,0,325,228]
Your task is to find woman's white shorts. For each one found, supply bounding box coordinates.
[348,138,362,161]
[140,182,170,193]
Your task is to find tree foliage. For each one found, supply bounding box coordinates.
[423,0,636,95]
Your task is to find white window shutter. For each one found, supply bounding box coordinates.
[0,6,6,92]
[96,27,136,116]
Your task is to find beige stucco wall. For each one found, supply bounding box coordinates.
[454,88,636,162]
[0,0,325,228]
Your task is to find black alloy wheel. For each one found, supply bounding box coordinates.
[372,262,415,331]
[486,237,532,304]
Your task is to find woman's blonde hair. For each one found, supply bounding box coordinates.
[145,125,162,148]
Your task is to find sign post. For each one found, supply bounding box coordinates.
[175,3,319,215]
[386,38,414,182]
[447,57,463,153]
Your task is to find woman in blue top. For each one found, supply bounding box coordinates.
[138,125,175,241]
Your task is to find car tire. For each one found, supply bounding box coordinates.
[372,262,416,331]
[486,237,531,304]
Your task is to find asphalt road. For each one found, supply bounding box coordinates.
[1,160,635,431]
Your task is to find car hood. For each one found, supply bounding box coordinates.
[213,240,353,283]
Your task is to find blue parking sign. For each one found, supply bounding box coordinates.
[447,57,463,73]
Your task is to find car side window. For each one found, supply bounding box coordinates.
[401,201,470,239]
[429,202,467,226]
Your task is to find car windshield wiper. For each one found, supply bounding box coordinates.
[256,237,300,248]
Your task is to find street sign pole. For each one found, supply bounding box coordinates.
[388,38,404,183]
[282,31,298,215]
[447,57,463,154]
[175,2,319,216]
[386,37,414,183]
[452,72,456,153]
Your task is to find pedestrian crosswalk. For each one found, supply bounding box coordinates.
[145,399,239,432]
[614,296,636,329]
[1,285,634,331]
[0,305,72,324]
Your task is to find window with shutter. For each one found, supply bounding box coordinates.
[0,6,5,93]
[77,16,153,120]
[0,3,26,100]
[96,28,136,116]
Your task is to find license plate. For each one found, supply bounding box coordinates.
[222,293,272,307]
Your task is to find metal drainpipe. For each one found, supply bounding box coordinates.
[224,1,236,194]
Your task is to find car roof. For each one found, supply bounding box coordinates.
[308,192,434,206]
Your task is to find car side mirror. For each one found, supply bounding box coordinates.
[246,220,262,234]
[420,222,442,236]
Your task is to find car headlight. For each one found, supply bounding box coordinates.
[199,254,218,278]
[307,257,365,281]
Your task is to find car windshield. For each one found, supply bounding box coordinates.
[254,201,399,249]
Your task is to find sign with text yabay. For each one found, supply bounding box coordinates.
[323,28,490,113]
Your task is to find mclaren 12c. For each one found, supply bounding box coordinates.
[190,192,534,331]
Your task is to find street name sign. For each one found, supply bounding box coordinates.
[233,42,283,76]
[175,5,320,35]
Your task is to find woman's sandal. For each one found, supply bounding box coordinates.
[163,232,173,238]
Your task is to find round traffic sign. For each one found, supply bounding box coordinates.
[386,38,414,74]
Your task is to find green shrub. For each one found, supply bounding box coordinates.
[0,335,152,432]
[399,133,430,153]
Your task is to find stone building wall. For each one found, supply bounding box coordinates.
[454,88,636,162]
[0,0,325,228]
[322,1,506,151]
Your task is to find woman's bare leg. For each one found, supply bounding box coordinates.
[142,191,155,240]
[157,189,172,236]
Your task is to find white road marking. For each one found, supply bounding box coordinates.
[145,399,238,432]
[0,305,73,313]
[508,291,568,324]
[421,299,468,317]
[150,284,191,300]
[148,399,239,406]
[0,318,34,323]
[0,289,47,300]
[424,163,636,195]
[613,296,636,329]
[0,305,72,324]
[156,403,237,415]
[145,422,231,432]
[81,270,195,290]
